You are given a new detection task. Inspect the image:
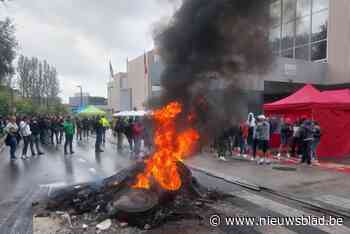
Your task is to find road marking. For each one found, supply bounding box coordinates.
[315,195,350,210]
[231,190,350,234]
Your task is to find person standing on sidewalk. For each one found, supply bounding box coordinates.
[95,116,104,153]
[4,116,19,161]
[311,121,321,162]
[299,119,314,165]
[256,115,270,165]
[30,117,44,156]
[20,116,36,160]
[63,116,75,155]
[246,113,256,157]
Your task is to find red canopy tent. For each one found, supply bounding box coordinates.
[322,89,350,103]
[264,85,350,158]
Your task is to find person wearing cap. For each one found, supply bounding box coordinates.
[256,115,270,165]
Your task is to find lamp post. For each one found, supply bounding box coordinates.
[77,85,83,109]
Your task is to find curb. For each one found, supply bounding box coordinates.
[188,164,350,219]
[188,165,261,191]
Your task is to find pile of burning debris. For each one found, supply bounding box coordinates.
[33,162,228,233]
[33,102,227,233]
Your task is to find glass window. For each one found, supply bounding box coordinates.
[297,0,311,18]
[312,0,329,13]
[282,21,295,49]
[311,40,327,60]
[283,0,296,23]
[282,49,294,58]
[295,16,310,46]
[312,10,328,42]
[295,45,310,60]
[270,27,281,51]
[270,0,282,26]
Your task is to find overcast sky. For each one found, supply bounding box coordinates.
[0,0,176,103]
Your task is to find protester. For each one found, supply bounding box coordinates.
[82,118,90,139]
[95,116,104,153]
[30,117,44,156]
[251,118,259,161]
[4,116,19,161]
[311,121,322,162]
[101,116,110,144]
[132,117,144,158]
[63,116,75,155]
[50,116,60,145]
[114,117,125,150]
[256,115,270,165]
[75,117,83,141]
[299,119,314,165]
[142,116,154,154]
[246,113,256,157]
[19,116,36,159]
[124,118,134,152]
[277,118,293,159]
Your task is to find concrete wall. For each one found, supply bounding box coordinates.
[327,0,350,84]
[120,89,132,111]
[262,57,328,85]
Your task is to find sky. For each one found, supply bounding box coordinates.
[0,0,177,103]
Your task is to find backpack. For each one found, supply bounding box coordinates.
[5,134,11,146]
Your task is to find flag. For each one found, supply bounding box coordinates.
[144,52,148,79]
[109,60,114,78]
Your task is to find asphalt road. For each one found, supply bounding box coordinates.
[0,135,349,233]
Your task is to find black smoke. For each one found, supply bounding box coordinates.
[151,0,273,141]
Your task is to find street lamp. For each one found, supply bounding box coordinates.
[77,85,83,108]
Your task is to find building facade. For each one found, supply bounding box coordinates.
[107,72,130,112]
[266,0,350,103]
[126,50,163,110]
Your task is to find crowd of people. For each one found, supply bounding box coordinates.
[0,111,323,166]
[112,116,153,159]
[213,113,322,166]
[0,115,111,161]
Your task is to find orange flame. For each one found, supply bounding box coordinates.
[132,102,199,191]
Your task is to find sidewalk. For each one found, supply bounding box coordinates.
[186,152,350,217]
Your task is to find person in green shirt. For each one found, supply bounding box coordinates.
[63,116,75,155]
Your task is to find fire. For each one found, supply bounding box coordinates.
[132,102,199,191]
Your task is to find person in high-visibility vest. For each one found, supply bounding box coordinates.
[100,116,110,144]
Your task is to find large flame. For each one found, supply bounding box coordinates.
[132,102,199,191]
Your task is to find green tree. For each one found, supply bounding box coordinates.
[0,18,17,85]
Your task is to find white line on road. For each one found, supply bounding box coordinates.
[314,195,350,211]
[231,190,350,234]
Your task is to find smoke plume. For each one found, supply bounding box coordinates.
[152,0,273,141]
